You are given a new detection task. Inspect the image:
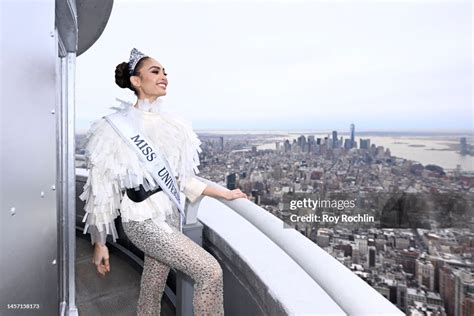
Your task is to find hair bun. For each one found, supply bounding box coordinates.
[115,62,132,89]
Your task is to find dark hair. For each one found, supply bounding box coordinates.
[114,57,150,95]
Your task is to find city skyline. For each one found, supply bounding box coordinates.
[76,0,472,132]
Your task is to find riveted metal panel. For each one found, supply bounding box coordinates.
[0,1,59,315]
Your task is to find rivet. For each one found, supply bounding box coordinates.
[51,109,55,114]
[51,185,56,191]
[10,207,16,216]
[52,259,57,265]
[50,31,54,38]
[41,191,45,198]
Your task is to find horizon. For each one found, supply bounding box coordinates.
[75,125,474,136]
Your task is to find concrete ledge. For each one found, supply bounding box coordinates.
[203,225,283,316]
[198,197,346,316]
[198,179,404,316]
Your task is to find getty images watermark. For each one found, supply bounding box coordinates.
[285,198,375,226]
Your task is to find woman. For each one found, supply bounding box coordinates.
[80,48,246,315]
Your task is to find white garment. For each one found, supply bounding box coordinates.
[80,98,207,244]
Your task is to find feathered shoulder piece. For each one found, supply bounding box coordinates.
[83,98,202,190]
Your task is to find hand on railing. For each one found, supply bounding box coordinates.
[202,185,248,201]
[224,189,248,201]
[93,243,110,276]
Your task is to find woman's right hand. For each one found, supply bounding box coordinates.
[93,243,110,276]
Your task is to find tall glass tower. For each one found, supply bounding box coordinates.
[350,123,355,148]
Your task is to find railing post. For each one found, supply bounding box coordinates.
[176,196,204,316]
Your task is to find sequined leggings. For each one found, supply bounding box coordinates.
[122,219,224,316]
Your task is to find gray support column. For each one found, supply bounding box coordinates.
[59,53,78,316]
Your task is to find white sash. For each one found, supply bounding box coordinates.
[104,111,186,222]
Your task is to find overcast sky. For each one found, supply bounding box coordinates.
[76,0,472,133]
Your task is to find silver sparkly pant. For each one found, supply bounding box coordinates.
[122,219,224,316]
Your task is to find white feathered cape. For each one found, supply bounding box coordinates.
[79,98,207,244]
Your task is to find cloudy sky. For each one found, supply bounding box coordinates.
[76,0,472,132]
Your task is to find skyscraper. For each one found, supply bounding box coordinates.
[360,138,371,150]
[307,136,315,152]
[350,123,355,148]
[284,139,291,152]
[344,139,352,149]
[297,135,307,151]
[219,136,224,152]
[226,173,237,190]
[368,246,376,268]
[460,137,468,155]
[332,130,338,148]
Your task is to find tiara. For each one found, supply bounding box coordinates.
[128,48,147,75]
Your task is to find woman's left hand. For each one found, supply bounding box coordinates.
[225,189,248,200]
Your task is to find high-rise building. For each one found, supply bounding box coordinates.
[462,294,474,316]
[350,123,355,148]
[360,138,371,149]
[307,136,315,152]
[332,130,338,148]
[355,237,368,256]
[284,139,291,152]
[226,173,237,190]
[440,266,474,316]
[396,249,418,275]
[298,135,307,151]
[397,283,408,312]
[460,137,468,155]
[292,139,298,152]
[368,246,376,268]
[416,259,435,291]
[376,146,386,158]
[440,265,456,316]
[352,245,360,264]
[344,139,352,149]
[219,136,224,151]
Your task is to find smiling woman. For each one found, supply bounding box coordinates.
[81,48,247,315]
[115,51,168,97]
